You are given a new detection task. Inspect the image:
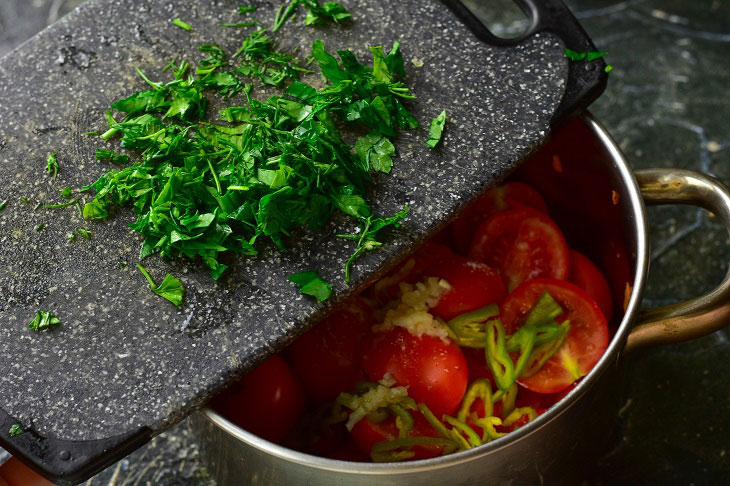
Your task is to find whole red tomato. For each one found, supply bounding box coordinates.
[288,297,373,402]
[214,355,305,443]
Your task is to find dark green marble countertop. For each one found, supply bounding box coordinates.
[1,0,728,484]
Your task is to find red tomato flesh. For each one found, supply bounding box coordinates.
[500,278,609,394]
[214,355,305,443]
[426,256,506,321]
[469,209,570,291]
[569,250,614,323]
[450,182,549,254]
[351,412,444,461]
[288,297,373,402]
[362,327,468,417]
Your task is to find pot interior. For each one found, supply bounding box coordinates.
[198,114,647,478]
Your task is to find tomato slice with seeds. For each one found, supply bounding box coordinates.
[426,256,506,321]
[362,327,468,417]
[468,209,570,291]
[287,297,373,403]
[450,182,549,254]
[500,278,609,394]
[569,250,613,323]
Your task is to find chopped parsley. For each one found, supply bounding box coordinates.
[0,199,7,211]
[76,227,92,239]
[96,149,129,165]
[425,109,446,149]
[136,263,185,307]
[47,152,59,180]
[28,311,61,331]
[337,205,409,282]
[288,271,333,301]
[34,223,45,232]
[564,48,607,62]
[239,5,258,14]
[83,30,418,281]
[172,19,192,31]
[9,424,23,437]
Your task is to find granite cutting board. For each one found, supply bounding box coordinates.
[0,0,605,482]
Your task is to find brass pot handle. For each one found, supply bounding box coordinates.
[625,169,730,352]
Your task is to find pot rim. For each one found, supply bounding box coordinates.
[199,112,650,474]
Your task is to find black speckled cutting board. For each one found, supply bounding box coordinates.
[0,0,606,483]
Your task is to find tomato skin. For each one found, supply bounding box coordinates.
[450,182,549,254]
[351,412,444,460]
[426,257,506,321]
[468,209,570,291]
[362,328,468,417]
[500,278,609,394]
[569,250,613,323]
[215,355,305,443]
[288,297,373,403]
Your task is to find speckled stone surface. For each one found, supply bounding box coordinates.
[2,1,729,485]
[0,0,567,452]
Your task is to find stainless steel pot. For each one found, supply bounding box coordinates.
[190,113,730,485]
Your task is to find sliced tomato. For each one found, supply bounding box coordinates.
[371,241,455,302]
[287,297,373,402]
[500,278,609,394]
[450,182,549,254]
[468,209,570,291]
[426,256,506,321]
[362,327,468,417]
[214,355,305,443]
[569,250,613,323]
[351,412,444,460]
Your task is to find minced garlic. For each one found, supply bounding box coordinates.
[372,277,452,341]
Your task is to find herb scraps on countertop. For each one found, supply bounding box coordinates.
[425,109,447,149]
[46,152,59,180]
[28,311,61,331]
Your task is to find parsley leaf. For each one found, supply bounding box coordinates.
[96,149,129,165]
[0,199,7,211]
[136,263,185,307]
[9,424,23,437]
[288,271,333,301]
[47,152,59,179]
[425,109,446,149]
[337,204,409,282]
[76,227,92,239]
[28,311,61,331]
[355,133,396,173]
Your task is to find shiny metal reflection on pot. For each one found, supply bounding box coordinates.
[191,114,730,485]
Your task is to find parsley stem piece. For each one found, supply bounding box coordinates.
[47,152,59,179]
[45,199,79,209]
[172,19,192,31]
[0,199,7,211]
[136,264,185,307]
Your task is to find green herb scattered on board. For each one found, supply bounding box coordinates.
[172,19,192,31]
[9,424,23,437]
[28,311,61,331]
[424,109,447,149]
[76,227,93,240]
[0,199,7,211]
[136,263,185,307]
[47,152,59,180]
[564,48,607,61]
[288,271,333,301]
